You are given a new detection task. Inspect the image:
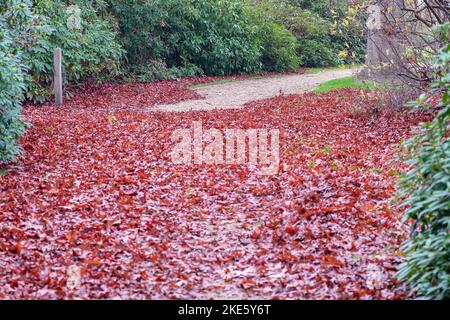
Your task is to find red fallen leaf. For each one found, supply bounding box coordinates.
[9,242,23,255]
[323,255,344,266]
[189,197,201,205]
[303,211,314,220]
[267,216,282,229]
[136,170,150,180]
[112,269,124,278]
[47,188,60,195]
[107,279,116,286]
[252,188,264,196]
[285,226,297,235]
[159,242,169,250]
[241,278,256,289]
[380,211,392,218]
[29,268,40,277]
[140,270,149,280]
[119,197,132,205]
[250,229,261,239]
[64,230,78,242]
[277,251,298,262]
[383,221,393,228]
[84,257,101,266]
[9,279,18,288]
[150,253,158,263]
[56,288,65,298]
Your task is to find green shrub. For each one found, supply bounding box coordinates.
[1,0,123,161]
[329,4,367,65]
[8,0,124,103]
[108,0,182,67]
[179,0,263,75]
[396,23,450,300]
[289,0,335,19]
[131,60,180,83]
[260,22,300,71]
[248,1,337,67]
[110,0,263,76]
[0,0,29,163]
[298,39,339,67]
[129,60,203,83]
[249,0,366,67]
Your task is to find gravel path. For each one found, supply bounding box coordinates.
[151,68,357,112]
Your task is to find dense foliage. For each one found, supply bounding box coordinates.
[109,0,300,78]
[2,0,123,104]
[111,0,367,78]
[171,0,262,75]
[250,0,366,67]
[397,24,450,300]
[0,0,29,163]
[27,0,123,103]
[259,22,300,71]
[0,0,123,163]
[248,3,300,71]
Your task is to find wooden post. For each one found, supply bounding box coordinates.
[54,48,63,106]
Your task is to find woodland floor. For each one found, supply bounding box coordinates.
[0,71,430,299]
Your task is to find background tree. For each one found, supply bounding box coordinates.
[364,0,450,88]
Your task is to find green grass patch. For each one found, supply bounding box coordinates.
[314,76,379,93]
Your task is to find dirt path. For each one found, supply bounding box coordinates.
[151,68,357,112]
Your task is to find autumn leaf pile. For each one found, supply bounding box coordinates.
[0,79,430,299]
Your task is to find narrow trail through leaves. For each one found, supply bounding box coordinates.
[0,75,430,299]
[152,68,356,112]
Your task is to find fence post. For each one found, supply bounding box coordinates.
[54,48,63,106]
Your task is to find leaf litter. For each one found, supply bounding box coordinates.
[0,78,432,299]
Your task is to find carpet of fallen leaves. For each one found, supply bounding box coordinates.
[0,78,431,300]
